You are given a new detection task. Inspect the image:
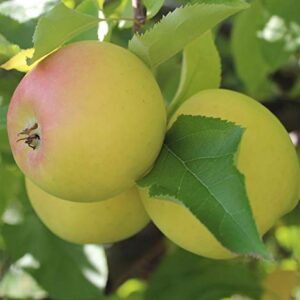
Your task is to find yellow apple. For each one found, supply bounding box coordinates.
[263,270,300,300]
[140,89,300,259]
[8,41,166,202]
[26,178,149,244]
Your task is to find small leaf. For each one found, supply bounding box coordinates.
[139,115,269,258]
[1,48,35,72]
[231,0,274,99]
[0,33,20,64]
[155,54,181,104]
[30,2,99,64]
[146,248,264,300]
[168,31,221,116]
[128,0,249,69]
[0,105,8,130]
[143,0,164,19]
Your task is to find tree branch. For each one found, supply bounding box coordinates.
[131,0,145,33]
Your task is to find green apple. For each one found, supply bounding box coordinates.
[140,89,300,259]
[8,41,166,202]
[26,178,149,244]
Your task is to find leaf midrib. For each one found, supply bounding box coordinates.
[164,143,259,253]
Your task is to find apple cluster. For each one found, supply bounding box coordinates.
[8,41,166,244]
[7,41,300,259]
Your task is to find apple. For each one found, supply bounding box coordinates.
[8,41,166,202]
[140,89,300,259]
[263,269,300,300]
[26,178,149,244]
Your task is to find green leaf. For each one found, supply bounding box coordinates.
[168,31,221,117]
[143,0,164,19]
[0,105,8,130]
[0,14,36,48]
[114,0,133,29]
[231,0,275,99]
[139,115,269,258]
[0,164,23,220]
[264,0,300,24]
[30,2,99,64]
[155,54,181,105]
[1,48,35,72]
[70,0,100,42]
[2,211,106,300]
[76,0,99,16]
[146,249,263,300]
[0,70,23,105]
[0,33,20,64]
[128,0,249,69]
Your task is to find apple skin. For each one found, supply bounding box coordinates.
[8,41,166,202]
[26,178,149,244]
[262,270,300,300]
[140,89,300,259]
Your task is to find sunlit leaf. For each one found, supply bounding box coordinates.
[129,0,249,69]
[30,3,99,64]
[168,31,221,116]
[1,48,35,72]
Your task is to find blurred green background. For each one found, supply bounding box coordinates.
[0,0,300,299]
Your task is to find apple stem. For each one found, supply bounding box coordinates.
[17,123,40,150]
[132,0,145,33]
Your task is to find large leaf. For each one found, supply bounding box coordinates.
[146,249,263,300]
[128,0,249,69]
[168,31,221,116]
[139,116,269,258]
[30,2,99,63]
[2,211,106,300]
